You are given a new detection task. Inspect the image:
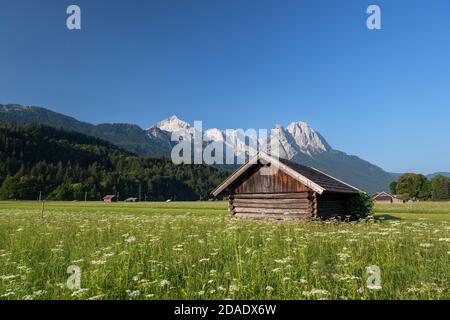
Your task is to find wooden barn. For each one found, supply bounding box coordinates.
[212,152,361,219]
[371,192,403,203]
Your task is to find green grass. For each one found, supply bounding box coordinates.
[0,201,448,300]
[373,201,450,223]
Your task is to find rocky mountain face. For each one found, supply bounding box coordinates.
[0,104,399,193]
[147,116,330,159]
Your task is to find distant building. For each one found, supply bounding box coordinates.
[124,197,138,202]
[371,192,402,203]
[103,195,118,203]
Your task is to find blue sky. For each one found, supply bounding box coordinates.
[1,0,449,174]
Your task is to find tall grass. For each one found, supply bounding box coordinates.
[0,202,448,300]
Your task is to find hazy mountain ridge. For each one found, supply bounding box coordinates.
[0,123,225,200]
[0,104,167,156]
[427,172,450,179]
[0,104,420,193]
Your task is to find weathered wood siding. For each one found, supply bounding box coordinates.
[230,192,316,219]
[234,165,310,194]
[229,164,315,219]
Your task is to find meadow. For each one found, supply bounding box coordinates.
[0,201,448,300]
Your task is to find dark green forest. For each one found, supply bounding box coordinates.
[0,124,227,201]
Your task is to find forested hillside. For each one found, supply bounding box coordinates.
[0,124,226,201]
[0,104,167,155]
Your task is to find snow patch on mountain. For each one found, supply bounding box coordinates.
[154,115,190,132]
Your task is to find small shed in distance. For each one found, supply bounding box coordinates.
[212,152,361,219]
[371,192,403,203]
[103,195,118,203]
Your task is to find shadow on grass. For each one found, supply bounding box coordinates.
[374,214,402,221]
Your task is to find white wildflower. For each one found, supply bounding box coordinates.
[302,289,329,297]
[126,290,140,298]
[124,236,136,243]
[159,279,170,287]
[71,288,90,297]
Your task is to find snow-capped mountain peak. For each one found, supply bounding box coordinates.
[147,115,331,160]
[154,115,190,132]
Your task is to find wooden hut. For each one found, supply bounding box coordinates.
[371,192,402,203]
[212,152,361,219]
[103,195,118,203]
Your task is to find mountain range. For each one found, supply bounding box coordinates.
[1,103,433,194]
[426,172,450,179]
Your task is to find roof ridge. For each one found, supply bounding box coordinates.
[212,151,361,196]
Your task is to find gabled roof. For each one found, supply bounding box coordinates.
[211,152,361,196]
[372,191,398,199]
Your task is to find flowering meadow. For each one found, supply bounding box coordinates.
[0,201,448,300]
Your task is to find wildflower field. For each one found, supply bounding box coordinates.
[0,201,448,300]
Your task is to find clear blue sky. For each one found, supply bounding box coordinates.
[1,0,449,174]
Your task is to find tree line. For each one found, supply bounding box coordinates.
[390,173,450,201]
[0,124,227,201]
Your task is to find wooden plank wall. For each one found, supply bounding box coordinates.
[229,192,315,219]
[227,164,316,219]
[234,165,310,194]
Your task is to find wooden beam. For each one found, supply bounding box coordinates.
[232,198,309,205]
[233,202,310,210]
[233,193,309,199]
[233,207,309,215]
[234,213,310,219]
